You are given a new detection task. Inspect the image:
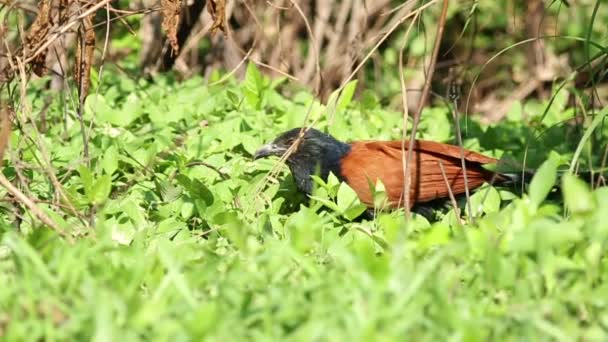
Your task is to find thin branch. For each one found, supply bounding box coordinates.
[287,0,322,95]
[438,160,462,225]
[403,0,449,215]
[451,97,473,221]
[0,104,71,241]
[399,11,420,212]
[0,172,71,240]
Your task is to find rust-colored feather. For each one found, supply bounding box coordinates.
[340,140,503,208]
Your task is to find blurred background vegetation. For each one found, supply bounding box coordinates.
[2,0,607,114]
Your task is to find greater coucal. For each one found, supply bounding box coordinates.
[254,127,513,209]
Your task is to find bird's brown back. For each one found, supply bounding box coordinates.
[339,140,503,208]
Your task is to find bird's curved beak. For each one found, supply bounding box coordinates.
[253,143,287,160]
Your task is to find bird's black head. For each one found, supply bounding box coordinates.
[254,127,351,194]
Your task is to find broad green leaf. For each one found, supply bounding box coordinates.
[372,179,389,209]
[562,173,595,215]
[226,89,240,105]
[537,219,584,249]
[529,156,558,207]
[181,201,194,219]
[121,198,146,227]
[308,195,340,212]
[337,80,358,112]
[352,232,389,280]
[337,182,361,212]
[466,185,501,216]
[78,165,94,194]
[155,179,182,202]
[89,174,112,205]
[86,93,137,127]
[418,223,450,251]
[101,145,119,175]
[244,63,264,109]
[343,204,367,221]
[286,206,323,252]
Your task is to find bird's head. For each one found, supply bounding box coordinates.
[254,127,350,193]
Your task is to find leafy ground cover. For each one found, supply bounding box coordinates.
[1,64,607,340]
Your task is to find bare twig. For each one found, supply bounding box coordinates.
[451,96,473,221]
[403,0,449,216]
[287,0,322,94]
[438,160,461,224]
[0,103,71,241]
[0,172,71,240]
[398,11,420,211]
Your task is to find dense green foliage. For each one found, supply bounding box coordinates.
[1,63,607,340]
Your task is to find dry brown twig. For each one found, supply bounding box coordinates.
[403,0,449,216]
[438,160,462,224]
[398,10,420,211]
[287,0,322,95]
[14,54,83,230]
[75,9,96,165]
[0,103,72,242]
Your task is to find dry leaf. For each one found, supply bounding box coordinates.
[24,0,53,76]
[161,0,182,54]
[59,0,70,24]
[75,14,96,100]
[0,104,13,168]
[207,0,227,35]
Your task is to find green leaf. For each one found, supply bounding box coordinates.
[101,145,119,175]
[181,201,194,219]
[569,105,608,173]
[78,165,94,195]
[537,219,584,249]
[562,173,595,215]
[466,185,501,216]
[86,93,137,127]
[337,80,358,112]
[372,179,389,209]
[89,174,112,205]
[343,204,367,221]
[286,206,323,252]
[121,198,146,227]
[308,195,340,212]
[226,89,240,106]
[244,63,264,109]
[155,179,182,202]
[337,182,361,212]
[418,223,450,251]
[529,156,558,207]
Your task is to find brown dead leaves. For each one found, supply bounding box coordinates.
[75,13,96,100]
[0,104,13,168]
[24,0,53,76]
[161,0,182,54]
[160,0,226,55]
[207,0,227,35]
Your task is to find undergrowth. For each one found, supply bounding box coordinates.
[1,64,607,340]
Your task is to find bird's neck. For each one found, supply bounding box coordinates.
[288,141,351,194]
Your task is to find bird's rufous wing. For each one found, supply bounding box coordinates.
[339,140,500,208]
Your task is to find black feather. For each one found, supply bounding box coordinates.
[271,128,351,194]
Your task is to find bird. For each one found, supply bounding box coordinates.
[254,127,513,210]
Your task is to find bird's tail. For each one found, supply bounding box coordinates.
[497,170,606,187]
